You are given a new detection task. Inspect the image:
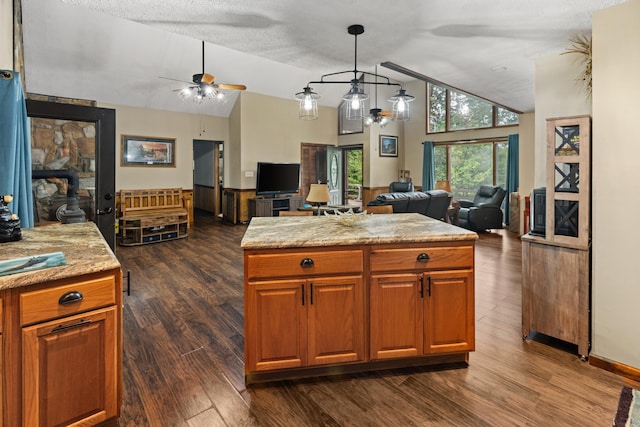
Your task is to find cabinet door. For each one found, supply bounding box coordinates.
[370,274,423,360]
[424,270,475,354]
[307,276,364,366]
[22,306,118,427]
[245,279,307,372]
[254,199,273,217]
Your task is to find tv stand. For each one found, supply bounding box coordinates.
[249,195,304,218]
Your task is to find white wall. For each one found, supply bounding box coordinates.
[534,53,591,186]
[591,0,640,369]
[0,0,11,70]
[99,103,229,191]
[238,91,337,189]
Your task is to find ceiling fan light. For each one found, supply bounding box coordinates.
[179,87,193,101]
[295,86,320,120]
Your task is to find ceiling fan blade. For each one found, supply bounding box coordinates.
[201,73,215,85]
[380,110,393,117]
[217,84,247,91]
[159,76,193,85]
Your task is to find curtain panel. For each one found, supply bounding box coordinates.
[0,70,33,227]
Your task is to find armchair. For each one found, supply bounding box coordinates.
[457,185,506,231]
[389,181,414,193]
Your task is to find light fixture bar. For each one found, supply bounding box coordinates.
[295,25,415,121]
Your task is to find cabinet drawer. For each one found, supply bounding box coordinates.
[20,275,116,326]
[246,250,363,280]
[371,246,473,272]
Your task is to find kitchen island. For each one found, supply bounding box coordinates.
[241,213,477,384]
[0,222,122,426]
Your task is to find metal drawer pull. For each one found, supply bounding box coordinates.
[58,290,84,305]
[52,319,91,333]
[300,258,315,267]
[417,253,430,262]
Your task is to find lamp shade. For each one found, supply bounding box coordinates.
[389,88,415,121]
[306,184,331,204]
[343,81,368,120]
[295,86,320,120]
[435,180,452,193]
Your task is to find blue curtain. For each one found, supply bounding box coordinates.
[422,141,435,191]
[0,70,34,227]
[504,134,519,225]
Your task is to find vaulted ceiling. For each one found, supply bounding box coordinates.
[21,0,626,117]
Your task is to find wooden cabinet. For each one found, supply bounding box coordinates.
[248,196,304,218]
[0,296,3,426]
[2,270,121,426]
[425,270,475,354]
[119,213,188,245]
[522,115,591,360]
[245,249,365,373]
[369,245,475,360]
[244,237,476,383]
[22,306,118,426]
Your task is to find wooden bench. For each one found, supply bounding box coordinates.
[118,188,188,246]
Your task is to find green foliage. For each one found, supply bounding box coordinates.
[435,142,508,200]
[346,149,362,184]
[449,91,492,131]
[428,84,446,133]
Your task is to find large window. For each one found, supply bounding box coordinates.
[428,83,519,134]
[434,140,508,201]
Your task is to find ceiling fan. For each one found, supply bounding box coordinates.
[364,65,392,127]
[161,40,246,103]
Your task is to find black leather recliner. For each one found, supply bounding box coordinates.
[457,185,506,231]
[424,190,451,221]
[389,181,414,193]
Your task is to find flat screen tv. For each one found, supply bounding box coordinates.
[255,162,301,196]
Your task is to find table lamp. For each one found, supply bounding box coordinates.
[306,184,331,213]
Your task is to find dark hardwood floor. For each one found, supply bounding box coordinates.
[115,211,622,426]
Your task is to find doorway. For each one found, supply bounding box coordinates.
[26,100,116,250]
[300,143,362,207]
[193,139,223,218]
[342,145,363,208]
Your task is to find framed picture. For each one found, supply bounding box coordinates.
[121,135,175,167]
[379,135,398,157]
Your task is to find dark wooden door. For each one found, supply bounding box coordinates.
[26,100,116,249]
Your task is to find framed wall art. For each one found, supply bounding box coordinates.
[379,135,398,157]
[121,135,175,167]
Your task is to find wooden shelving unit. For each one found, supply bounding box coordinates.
[522,115,591,360]
[248,196,304,218]
[119,215,188,246]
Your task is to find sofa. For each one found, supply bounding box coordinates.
[457,185,506,231]
[367,190,451,221]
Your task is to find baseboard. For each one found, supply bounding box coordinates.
[590,354,640,384]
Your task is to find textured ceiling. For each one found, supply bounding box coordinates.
[21,0,626,117]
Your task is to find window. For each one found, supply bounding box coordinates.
[427,83,519,133]
[434,139,508,201]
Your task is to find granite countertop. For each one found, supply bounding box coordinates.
[241,213,478,249]
[0,222,120,291]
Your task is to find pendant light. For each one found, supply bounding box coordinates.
[295,25,414,121]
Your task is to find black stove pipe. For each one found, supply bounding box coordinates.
[32,169,86,223]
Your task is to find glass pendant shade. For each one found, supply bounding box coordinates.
[389,89,415,121]
[295,86,320,120]
[343,82,368,120]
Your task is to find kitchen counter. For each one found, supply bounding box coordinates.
[243,212,478,383]
[241,212,477,249]
[0,222,120,290]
